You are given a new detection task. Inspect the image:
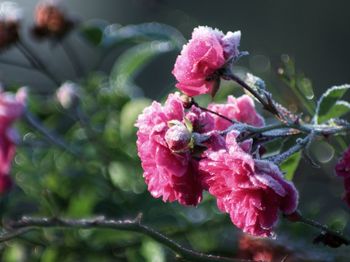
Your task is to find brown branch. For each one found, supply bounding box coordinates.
[1,215,251,262]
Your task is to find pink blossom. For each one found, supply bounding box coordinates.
[0,87,26,193]
[135,93,213,206]
[208,95,264,131]
[172,26,241,97]
[335,146,350,207]
[199,131,298,237]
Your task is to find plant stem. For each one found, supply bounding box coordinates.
[1,215,250,262]
[285,212,350,246]
[0,58,35,71]
[224,73,279,117]
[195,104,237,124]
[16,41,61,87]
[270,134,313,164]
[61,40,84,77]
[23,111,78,156]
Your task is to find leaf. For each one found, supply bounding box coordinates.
[278,55,315,114]
[317,100,350,123]
[102,22,186,49]
[141,239,165,262]
[280,151,301,181]
[79,19,109,46]
[315,84,350,123]
[110,41,175,97]
[297,76,314,100]
[120,98,151,138]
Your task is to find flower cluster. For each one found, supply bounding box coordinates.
[136,93,211,206]
[335,146,350,207]
[136,26,299,237]
[136,92,298,237]
[0,87,26,193]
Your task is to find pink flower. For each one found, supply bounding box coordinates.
[135,93,213,206]
[172,26,241,97]
[0,87,26,193]
[199,131,298,237]
[335,146,350,207]
[208,95,264,131]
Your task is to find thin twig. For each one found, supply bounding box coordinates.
[195,103,237,124]
[1,215,250,262]
[270,134,313,165]
[299,215,350,245]
[285,212,350,247]
[16,41,61,86]
[23,111,78,156]
[224,73,279,116]
[0,58,35,70]
[61,40,84,77]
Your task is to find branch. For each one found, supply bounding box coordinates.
[223,73,280,117]
[23,111,78,157]
[1,215,250,262]
[61,40,84,78]
[285,211,350,248]
[270,133,313,165]
[16,41,61,86]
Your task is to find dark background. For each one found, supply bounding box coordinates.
[2,0,350,98]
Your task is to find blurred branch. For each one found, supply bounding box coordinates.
[16,41,61,86]
[0,58,35,71]
[23,110,78,157]
[1,214,250,262]
[285,211,350,248]
[61,40,84,78]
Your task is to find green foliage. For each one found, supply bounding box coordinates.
[278,55,316,114]
[80,22,186,49]
[80,20,109,46]
[110,41,175,96]
[120,98,151,138]
[280,151,301,181]
[315,84,350,123]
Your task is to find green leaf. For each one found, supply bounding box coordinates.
[141,239,165,262]
[297,76,314,100]
[103,22,186,49]
[278,55,315,114]
[280,151,301,180]
[315,84,350,123]
[110,41,175,96]
[79,20,109,46]
[120,98,151,138]
[317,100,350,123]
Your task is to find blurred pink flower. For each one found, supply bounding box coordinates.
[208,95,264,131]
[32,0,74,39]
[135,93,213,206]
[335,146,350,207]
[199,131,298,237]
[0,2,22,50]
[172,26,241,97]
[0,87,26,193]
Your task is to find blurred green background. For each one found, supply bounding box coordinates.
[0,0,349,261]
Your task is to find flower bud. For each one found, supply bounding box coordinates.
[0,2,22,50]
[56,81,79,109]
[165,122,192,152]
[32,1,74,39]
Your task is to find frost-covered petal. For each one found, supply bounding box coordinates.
[199,131,298,237]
